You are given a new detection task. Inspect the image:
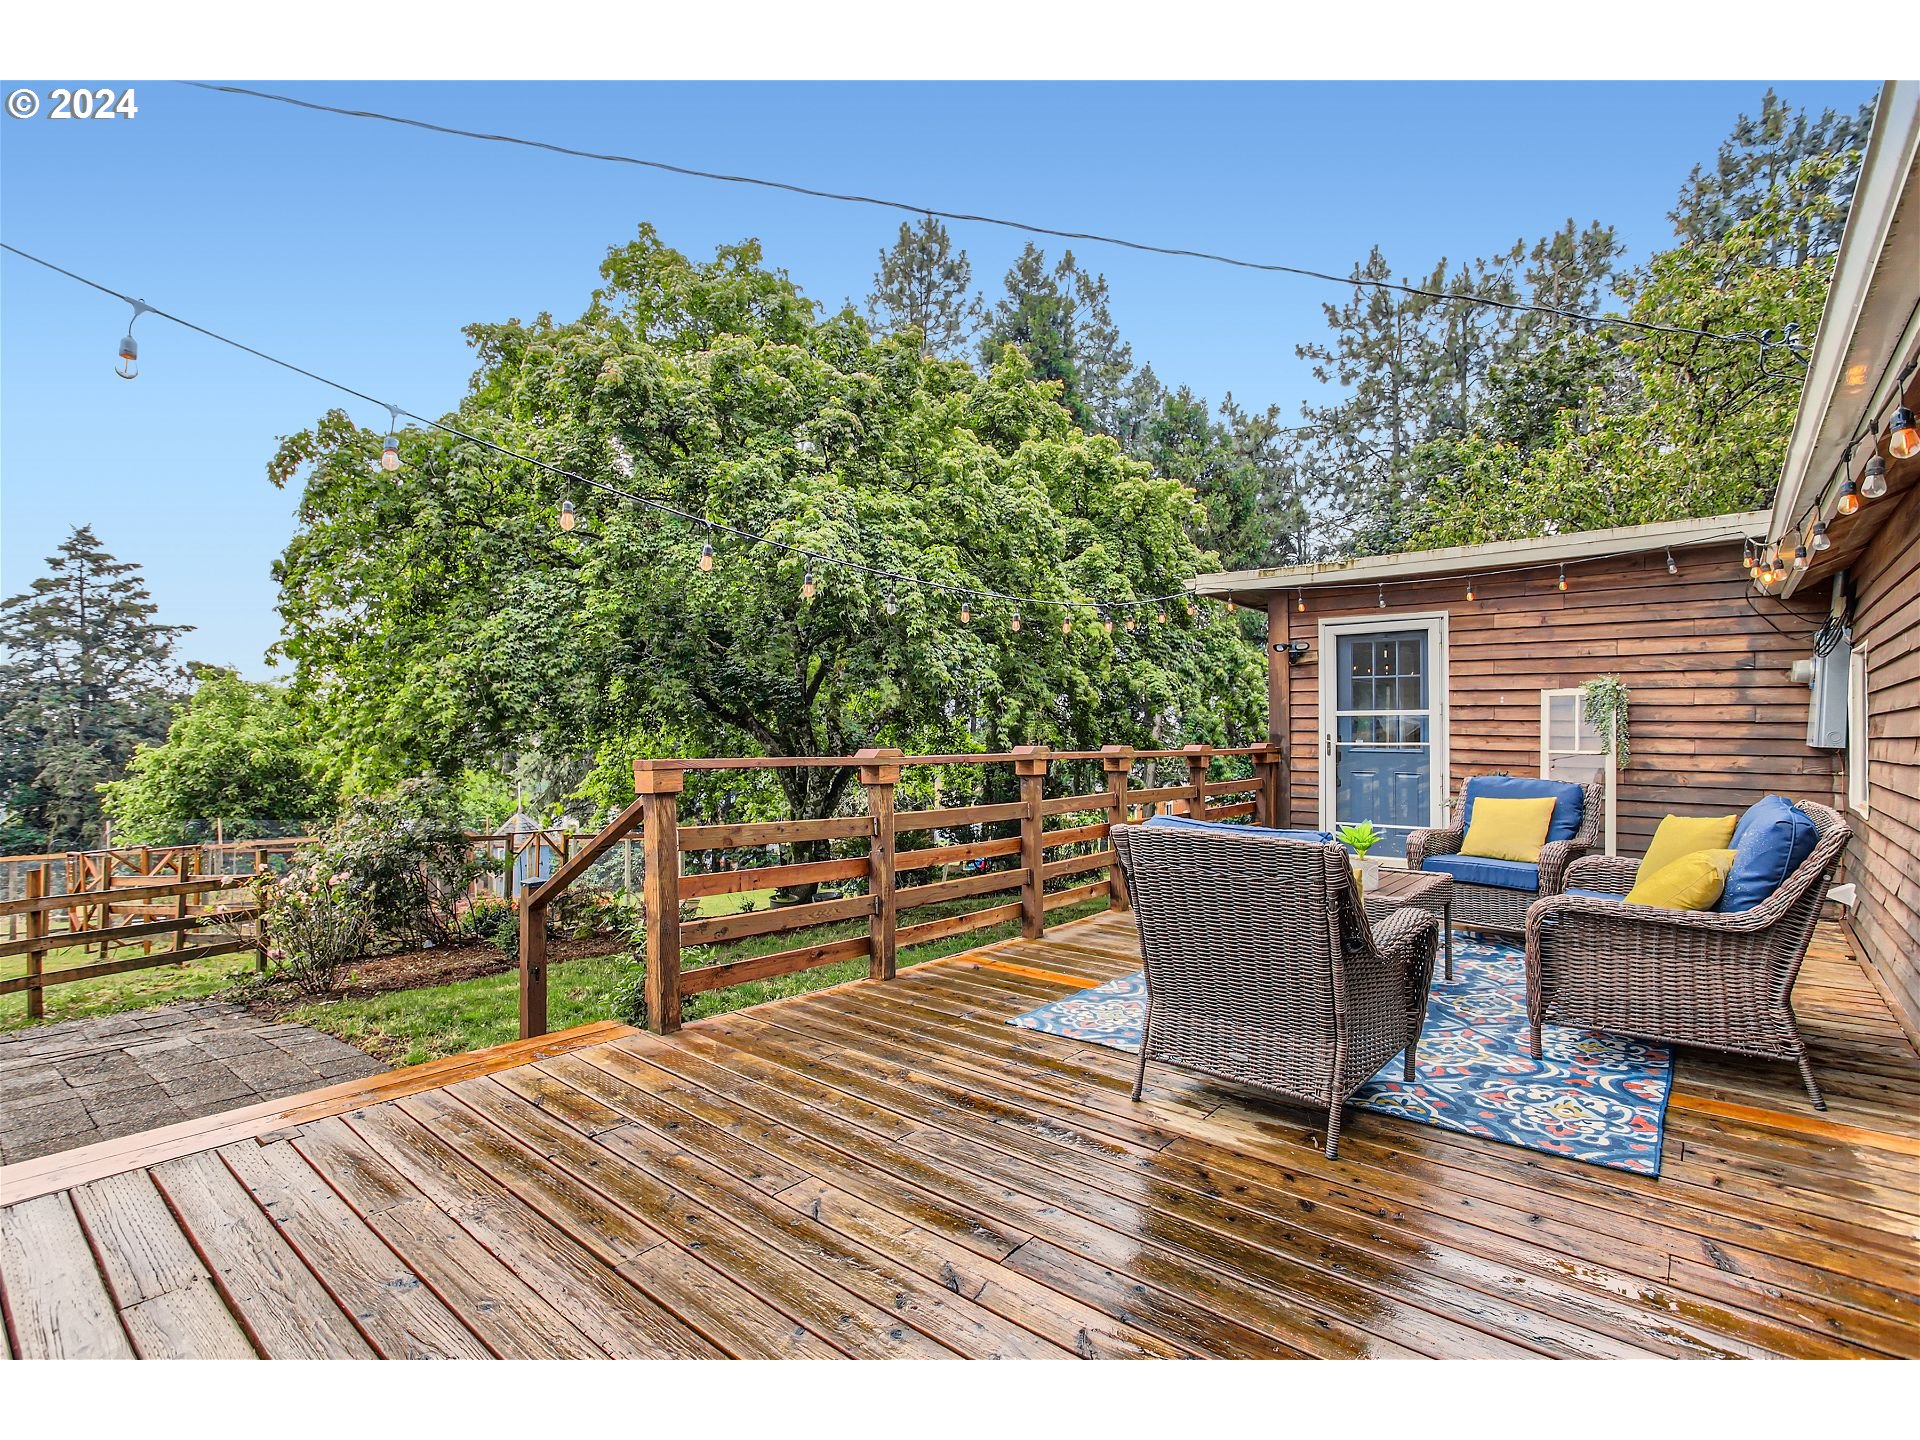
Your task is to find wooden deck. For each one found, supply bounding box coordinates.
[3,913,1916,1359]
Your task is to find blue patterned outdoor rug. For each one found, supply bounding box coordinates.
[1007,936,1674,1175]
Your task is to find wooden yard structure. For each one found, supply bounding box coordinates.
[2,908,1913,1359]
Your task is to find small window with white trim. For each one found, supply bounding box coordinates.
[1541,687,1617,853]
[1847,649,1870,815]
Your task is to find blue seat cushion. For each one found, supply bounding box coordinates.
[1564,888,1624,903]
[1421,853,1542,892]
[1718,796,1819,913]
[1143,815,1335,843]
[1459,775,1586,845]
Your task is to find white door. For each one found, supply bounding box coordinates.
[1318,613,1449,862]
[1540,687,1616,854]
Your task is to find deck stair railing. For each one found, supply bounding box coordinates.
[516,743,1285,1039]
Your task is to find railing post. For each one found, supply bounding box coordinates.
[1251,742,1285,828]
[1012,745,1050,940]
[855,749,903,980]
[1183,743,1212,820]
[635,759,685,1034]
[24,866,46,1021]
[517,876,549,1040]
[1099,745,1133,912]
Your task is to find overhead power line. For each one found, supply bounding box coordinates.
[183,81,1804,361]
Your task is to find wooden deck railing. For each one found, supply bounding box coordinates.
[0,872,264,1020]
[516,743,1284,1038]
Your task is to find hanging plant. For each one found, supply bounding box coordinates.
[1581,676,1632,769]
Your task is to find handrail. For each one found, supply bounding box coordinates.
[513,742,1287,1039]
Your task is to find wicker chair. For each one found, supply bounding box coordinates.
[1523,800,1852,1109]
[1407,778,1605,935]
[1111,823,1439,1157]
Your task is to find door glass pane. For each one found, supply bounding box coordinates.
[1332,630,1433,860]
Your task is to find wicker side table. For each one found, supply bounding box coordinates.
[1364,868,1455,979]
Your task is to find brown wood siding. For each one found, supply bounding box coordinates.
[1844,484,1920,1044]
[1268,542,1841,861]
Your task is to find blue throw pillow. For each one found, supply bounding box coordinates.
[1717,796,1819,913]
[1459,775,1587,844]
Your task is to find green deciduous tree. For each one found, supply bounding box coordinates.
[0,527,187,850]
[101,668,334,844]
[269,228,1261,832]
[865,215,984,360]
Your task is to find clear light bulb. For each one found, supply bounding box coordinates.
[116,334,138,380]
[1811,521,1831,552]
[380,434,401,472]
[559,501,576,532]
[1862,455,1888,500]
[1010,612,1021,633]
[801,570,816,601]
[960,602,971,625]
[698,539,714,571]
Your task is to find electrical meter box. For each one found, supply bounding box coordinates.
[1807,636,1851,749]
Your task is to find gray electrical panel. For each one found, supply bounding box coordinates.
[1807,635,1851,749]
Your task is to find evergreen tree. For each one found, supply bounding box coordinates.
[865,215,983,359]
[0,527,188,849]
[980,244,1134,435]
[1670,89,1875,266]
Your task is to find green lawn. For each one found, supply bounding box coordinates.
[283,893,1110,1067]
[1,942,262,1031]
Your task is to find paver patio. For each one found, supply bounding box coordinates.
[0,1002,382,1165]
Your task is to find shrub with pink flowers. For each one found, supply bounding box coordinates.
[259,777,485,991]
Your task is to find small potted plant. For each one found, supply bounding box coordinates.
[1337,821,1385,899]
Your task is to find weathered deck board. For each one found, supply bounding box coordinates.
[3,915,1916,1359]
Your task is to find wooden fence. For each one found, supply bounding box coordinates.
[516,743,1285,1039]
[0,872,264,1020]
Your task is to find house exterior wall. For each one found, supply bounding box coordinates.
[1266,539,1841,863]
[1843,483,1920,1043]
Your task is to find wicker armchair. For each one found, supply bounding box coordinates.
[1523,800,1852,1109]
[1111,823,1438,1157]
[1408,778,1605,935]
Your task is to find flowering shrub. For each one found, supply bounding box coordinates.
[315,779,483,948]
[258,865,372,995]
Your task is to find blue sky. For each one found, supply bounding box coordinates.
[0,79,1875,675]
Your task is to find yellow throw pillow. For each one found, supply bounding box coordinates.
[1640,813,1738,878]
[1460,795,1558,863]
[1625,848,1737,910]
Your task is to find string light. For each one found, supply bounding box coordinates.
[1836,474,1860,516]
[1791,540,1809,572]
[1664,548,1677,576]
[801,569,816,601]
[1741,539,1755,571]
[115,300,150,380]
[379,404,403,473]
[1811,520,1831,552]
[1102,611,1114,635]
[1061,616,1072,635]
[1124,613,1136,632]
[1010,611,1021,633]
[1862,453,1888,500]
[698,532,715,571]
[884,585,897,616]
[1465,577,1475,602]
[1295,590,1305,614]
[1557,564,1568,592]
[960,601,971,624]
[559,500,576,532]
[1,245,1222,633]
[1156,609,1167,624]
[1225,599,1236,614]
[1376,584,1385,610]
[1889,405,1919,461]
